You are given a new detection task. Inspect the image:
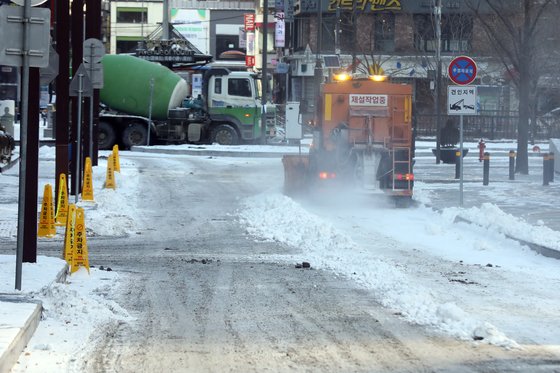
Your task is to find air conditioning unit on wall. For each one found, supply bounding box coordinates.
[291,59,316,77]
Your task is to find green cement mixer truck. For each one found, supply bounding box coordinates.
[98,54,274,149]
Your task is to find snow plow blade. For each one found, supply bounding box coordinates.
[282,154,310,196]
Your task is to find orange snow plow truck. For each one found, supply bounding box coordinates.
[282,79,414,203]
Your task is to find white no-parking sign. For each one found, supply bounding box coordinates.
[448,86,477,116]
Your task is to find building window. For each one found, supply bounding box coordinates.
[116,7,147,23]
[373,13,395,52]
[228,78,251,97]
[414,14,472,53]
[116,37,142,54]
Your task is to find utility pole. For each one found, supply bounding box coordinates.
[314,0,324,149]
[434,0,442,164]
[260,0,269,144]
[162,0,169,40]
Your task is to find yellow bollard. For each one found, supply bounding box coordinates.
[112,144,120,172]
[105,154,116,189]
[82,157,94,201]
[63,204,76,265]
[71,207,90,274]
[38,184,56,237]
[55,174,69,226]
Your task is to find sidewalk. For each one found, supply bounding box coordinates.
[0,259,67,373]
[0,139,558,373]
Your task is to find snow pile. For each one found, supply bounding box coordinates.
[451,203,560,251]
[11,267,132,373]
[238,193,519,348]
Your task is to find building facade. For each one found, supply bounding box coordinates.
[108,0,253,57]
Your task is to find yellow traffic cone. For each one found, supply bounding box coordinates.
[63,204,76,265]
[38,184,56,237]
[112,144,120,172]
[71,207,90,274]
[55,173,69,226]
[105,154,116,189]
[82,157,94,201]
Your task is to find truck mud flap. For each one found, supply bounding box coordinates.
[282,154,310,196]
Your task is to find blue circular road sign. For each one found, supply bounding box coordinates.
[448,56,477,85]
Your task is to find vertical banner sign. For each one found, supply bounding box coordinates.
[38,184,56,237]
[63,204,76,265]
[239,27,247,49]
[275,12,285,48]
[112,144,120,172]
[71,207,90,274]
[55,174,69,226]
[105,154,116,189]
[245,13,256,68]
[244,13,255,32]
[246,30,256,67]
[246,32,255,56]
[82,157,94,201]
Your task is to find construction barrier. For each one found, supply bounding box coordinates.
[105,154,116,189]
[71,207,90,274]
[38,184,56,237]
[63,204,76,265]
[82,157,94,201]
[112,144,120,172]
[55,173,69,226]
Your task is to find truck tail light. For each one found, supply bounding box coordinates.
[319,172,336,179]
[395,173,414,181]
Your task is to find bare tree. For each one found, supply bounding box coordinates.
[468,0,554,174]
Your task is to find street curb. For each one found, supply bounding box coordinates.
[453,215,560,260]
[0,264,67,373]
[0,302,41,373]
[130,146,294,158]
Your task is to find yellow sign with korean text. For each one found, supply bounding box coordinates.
[105,154,116,189]
[38,184,56,237]
[71,207,90,274]
[63,204,76,264]
[55,173,69,226]
[112,144,120,172]
[82,157,94,201]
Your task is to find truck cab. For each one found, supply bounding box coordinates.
[198,69,274,145]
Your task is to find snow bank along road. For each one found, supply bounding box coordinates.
[3,149,560,372]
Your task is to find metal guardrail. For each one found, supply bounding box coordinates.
[415,113,560,141]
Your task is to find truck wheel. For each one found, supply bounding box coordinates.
[122,122,148,149]
[98,121,116,150]
[211,124,239,145]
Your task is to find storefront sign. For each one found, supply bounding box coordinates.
[245,56,255,67]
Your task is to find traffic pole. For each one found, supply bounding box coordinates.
[483,152,490,186]
[509,150,515,180]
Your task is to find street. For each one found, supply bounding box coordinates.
[2,149,560,372]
